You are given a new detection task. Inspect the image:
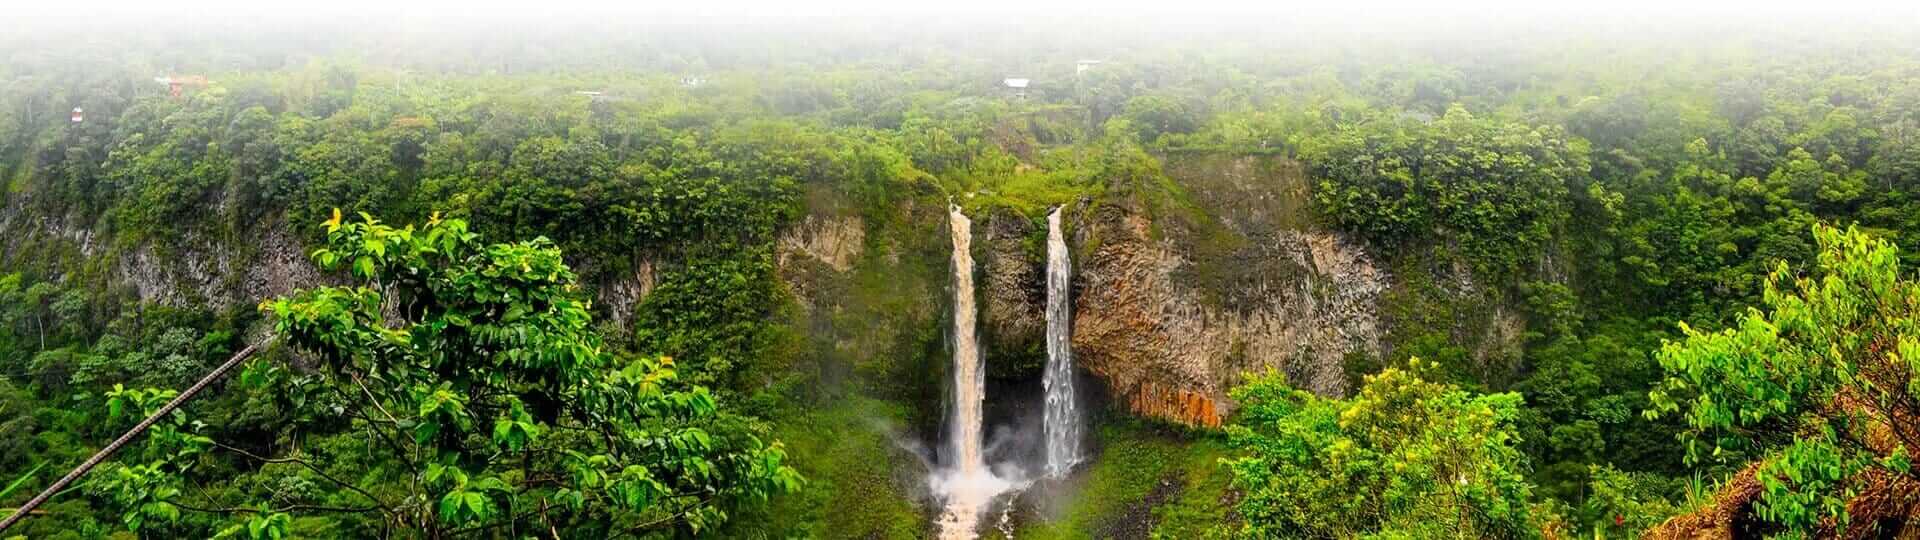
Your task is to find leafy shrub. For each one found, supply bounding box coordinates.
[1222,361,1539,539]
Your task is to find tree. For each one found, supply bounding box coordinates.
[1221,361,1539,539]
[102,212,801,537]
[1649,225,1920,536]
[1118,94,1201,144]
[1303,106,1588,276]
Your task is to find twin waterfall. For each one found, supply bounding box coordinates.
[935,205,1081,539]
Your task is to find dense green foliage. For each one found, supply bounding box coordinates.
[1650,225,1920,537]
[1306,106,1587,275]
[1224,363,1537,538]
[105,213,801,537]
[3,15,1920,538]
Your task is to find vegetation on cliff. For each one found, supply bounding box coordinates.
[1649,225,1920,537]
[1225,362,1536,538]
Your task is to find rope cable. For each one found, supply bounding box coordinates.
[0,337,270,532]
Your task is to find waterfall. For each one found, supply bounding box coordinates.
[934,204,1011,540]
[947,205,986,478]
[1042,207,1082,478]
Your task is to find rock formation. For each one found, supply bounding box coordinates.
[1068,198,1387,426]
[0,205,324,310]
[979,209,1046,378]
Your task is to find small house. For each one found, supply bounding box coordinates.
[1002,78,1031,98]
[70,107,83,123]
[154,75,209,98]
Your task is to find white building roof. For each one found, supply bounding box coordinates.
[1003,78,1030,89]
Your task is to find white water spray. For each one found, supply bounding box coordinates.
[935,205,1014,540]
[1042,207,1083,478]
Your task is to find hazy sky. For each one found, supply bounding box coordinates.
[17,0,1920,19]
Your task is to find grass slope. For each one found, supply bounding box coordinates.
[727,395,929,539]
[1013,419,1232,539]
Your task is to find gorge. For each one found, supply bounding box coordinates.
[6,16,1917,538]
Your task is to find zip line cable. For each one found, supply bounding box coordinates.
[0,337,270,532]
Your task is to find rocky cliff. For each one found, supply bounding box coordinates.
[978,209,1048,379]
[0,204,323,311]
[1074,207,1388,425]
[773,154,1401,428]
[1065,154,1389,426]
[854,153,1393,428]
[773,198,951,415]
[1,150,1510,431]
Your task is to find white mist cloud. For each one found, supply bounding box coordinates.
[18,0,1920,19]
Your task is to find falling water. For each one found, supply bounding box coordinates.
[934,204,1011,540]
[946,205,986,478]
[1042,207,1083,478]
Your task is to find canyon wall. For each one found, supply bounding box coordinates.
[0,205,323,311]
[1066,154,1389,426]
[2,152,1520,430]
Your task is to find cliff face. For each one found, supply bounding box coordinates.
[0,205,323,311]
[779,214,866,274]
[1051,153,1538,427]
[774,200,951,413]
[766,153,1400,429]
[1069,194,1387,426]
[0,150,1513,431]
[978,209,1046,379]
[590,258,655,330]
[117,224,323,310]
[1000,154,1391,427]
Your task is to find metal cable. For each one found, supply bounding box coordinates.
[0,338,268,532]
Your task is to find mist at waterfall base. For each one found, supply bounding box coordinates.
[881,372,1107,532]
[920,205,1090,539]
[933,205,1016,540]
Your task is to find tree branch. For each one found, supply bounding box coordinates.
[620,495,713,536]
[165,499,383,515]
[209,440,392,511]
